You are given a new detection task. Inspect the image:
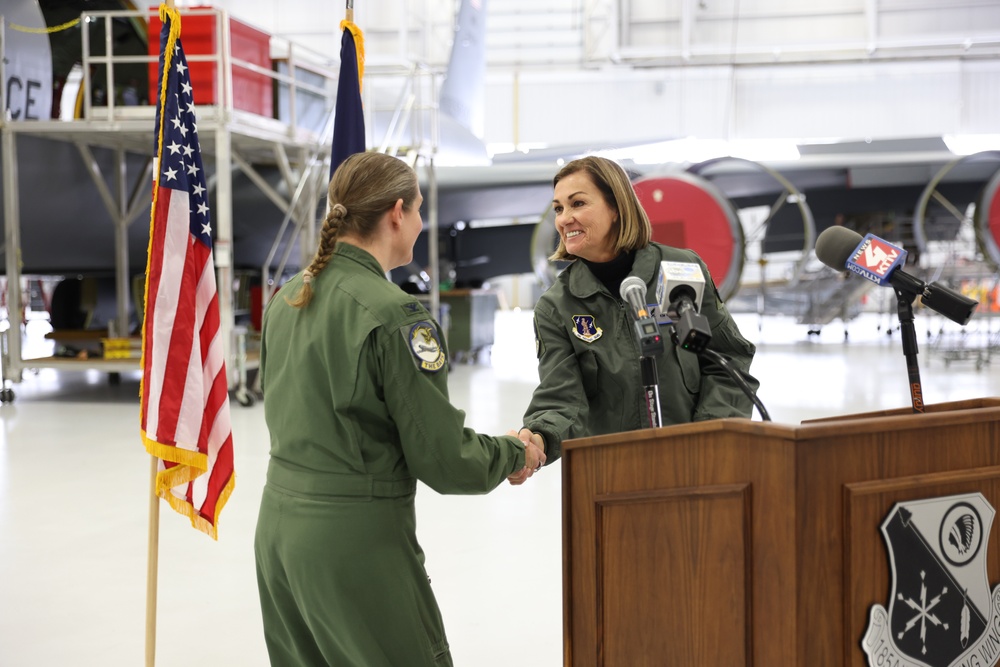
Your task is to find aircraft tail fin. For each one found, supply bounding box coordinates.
[439,0,487,136]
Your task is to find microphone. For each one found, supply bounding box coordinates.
[815,227,978,326]
[620,276,664,357]
[620,275,652,319]
[655,262,712,353]
[620,276,664,426]
[654,260,771,419]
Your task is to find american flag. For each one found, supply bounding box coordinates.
[140,5,235,539]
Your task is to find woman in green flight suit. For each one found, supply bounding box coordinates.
[254,152,545,667]
[519,156,759,463]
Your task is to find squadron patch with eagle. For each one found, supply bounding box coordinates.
[404,321,446,372]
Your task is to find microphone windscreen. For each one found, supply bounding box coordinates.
[815,226,864,270]
[619,276,647,301]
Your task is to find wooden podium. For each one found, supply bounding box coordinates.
[561,398,1000,667]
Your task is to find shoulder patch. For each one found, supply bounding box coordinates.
[533,317,544,359]
[403,321,446,372]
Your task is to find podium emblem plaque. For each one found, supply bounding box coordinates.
[863,493,1000,667]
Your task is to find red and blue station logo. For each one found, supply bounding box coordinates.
[846,234,908,286]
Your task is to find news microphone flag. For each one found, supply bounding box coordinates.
[845,234,908,287]
[140,4,235,539]
[331,20,365,178]
[656,261,706,314]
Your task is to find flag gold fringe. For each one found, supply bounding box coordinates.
[339,20,365,92]
[143,430,235,540]
[159,471,235,541]
[140,5,181,418]
[142,431,207,471]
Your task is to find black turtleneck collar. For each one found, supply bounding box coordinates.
[580,249,637,298]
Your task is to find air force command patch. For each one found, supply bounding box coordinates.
[405,321,446,372]
[572,315,603,343]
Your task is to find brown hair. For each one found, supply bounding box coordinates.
[548,156,651,261]
[286,152,419,307]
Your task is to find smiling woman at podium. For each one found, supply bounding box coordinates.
[514,156,758,473]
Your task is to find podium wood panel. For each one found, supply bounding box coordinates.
[562,398,1000,667]
[597,484,752,666]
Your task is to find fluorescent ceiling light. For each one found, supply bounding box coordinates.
[943,134,1000,156]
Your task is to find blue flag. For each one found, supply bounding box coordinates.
[331,22,365,178]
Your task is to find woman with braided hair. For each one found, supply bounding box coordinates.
[254,151,544,667]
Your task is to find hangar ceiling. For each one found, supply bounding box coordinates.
[175,0,1000,149]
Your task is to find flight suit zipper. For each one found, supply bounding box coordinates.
[615,295,645,430]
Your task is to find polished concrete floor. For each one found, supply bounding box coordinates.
[1,310,998,666]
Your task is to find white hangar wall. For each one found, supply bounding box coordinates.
[483,57,1000,147]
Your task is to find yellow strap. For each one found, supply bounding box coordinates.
[8,18,81,34]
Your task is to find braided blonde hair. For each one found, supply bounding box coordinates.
[286,152,419,308]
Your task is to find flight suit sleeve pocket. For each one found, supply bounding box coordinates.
[577,349,601,398]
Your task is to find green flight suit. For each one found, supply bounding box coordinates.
[523,242,759,463]
[255,242,526,667]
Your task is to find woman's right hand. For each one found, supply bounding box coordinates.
[506,429,546,486]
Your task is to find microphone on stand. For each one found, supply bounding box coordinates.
[656,261,712,353]
[814,226,978,325]
[620,276,665,357]
[620,276,664,428]
[813,226,980,414]
[655,260,771,421]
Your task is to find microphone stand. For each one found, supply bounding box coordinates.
[622,282,666,429]
[629,316,664,429]
[640,356,662,429]
[894,289,925,414]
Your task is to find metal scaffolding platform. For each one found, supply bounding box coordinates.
[0,7,340,404]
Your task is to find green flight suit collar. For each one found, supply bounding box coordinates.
[333,241,388,280]
[567,243,659,298]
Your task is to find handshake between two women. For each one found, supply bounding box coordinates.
[506,428,546,486]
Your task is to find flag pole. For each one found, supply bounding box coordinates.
[146,455,160,667]
[346,0,353,25]
[145,4,174,663]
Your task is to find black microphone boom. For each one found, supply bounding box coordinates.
[814,226,978,326]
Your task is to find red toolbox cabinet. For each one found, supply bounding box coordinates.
[148,7,272,117]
